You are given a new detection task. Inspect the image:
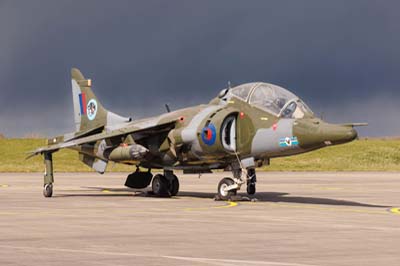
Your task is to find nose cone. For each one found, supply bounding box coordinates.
[326,124,358,145]
[294,119,358,149]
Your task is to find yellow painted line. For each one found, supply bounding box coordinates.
[260,117,269,121]
[0,201,238,216]
[213,201,238,209]
[0,212,17,215]
[1,184,9,188]
[389,208,400,215]
[102,189,111,193]
[227,100,235,104]
[185,201,238,211]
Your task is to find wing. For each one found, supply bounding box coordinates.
[29,118,178,158]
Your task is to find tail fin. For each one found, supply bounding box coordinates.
[71,68,131,133]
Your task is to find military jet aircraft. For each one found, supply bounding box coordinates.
[31,68,365,199]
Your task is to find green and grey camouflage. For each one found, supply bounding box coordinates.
[32,68,366,199]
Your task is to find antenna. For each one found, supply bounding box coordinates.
[165,103,171,113]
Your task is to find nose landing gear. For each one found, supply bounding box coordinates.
[217,178,237,200]
[246,183,256,195]
[246,168,257,195]
[217,162,245,200]
[217,160,257,200]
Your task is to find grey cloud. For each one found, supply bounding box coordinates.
[313,95,400,137]
[0,0,399,137]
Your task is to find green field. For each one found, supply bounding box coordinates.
[0,138,399,172]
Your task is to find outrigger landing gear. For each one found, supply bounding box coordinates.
[43,152,54,198]
[151,170,179,197]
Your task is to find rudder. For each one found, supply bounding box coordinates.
[71,68,130,133]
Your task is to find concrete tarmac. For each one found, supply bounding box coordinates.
[0,172,399,266]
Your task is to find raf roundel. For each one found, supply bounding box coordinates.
[201,123,217,146]
[86,99,98,121]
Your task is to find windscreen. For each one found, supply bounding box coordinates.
[249,83,313,118]
[230,84,254,101]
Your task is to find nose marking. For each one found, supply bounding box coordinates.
[279,137,299,147]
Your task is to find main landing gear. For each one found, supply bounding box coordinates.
[151,170,179,197]
[41,150,180,198]
[217,162,257,200]
[125,168,180,197]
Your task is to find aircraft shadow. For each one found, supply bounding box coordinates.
[177,191,390,208]
[55,193,139,198]
[54,187,143,198]
[54,187,390,208]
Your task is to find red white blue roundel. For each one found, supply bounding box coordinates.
[87,99,98,121]
[201,123,217,146]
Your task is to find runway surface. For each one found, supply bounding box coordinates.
[0,172,399,266]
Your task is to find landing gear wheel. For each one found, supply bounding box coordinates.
[218,178,237,200]
[168,175,179,196]
[43,184,53,198]
[152,174,169,196]
[247,183,256,195]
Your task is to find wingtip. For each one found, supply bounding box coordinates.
[25,151,39,160]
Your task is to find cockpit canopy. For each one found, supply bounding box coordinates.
[228,82,313,119]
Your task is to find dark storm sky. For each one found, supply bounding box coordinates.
[1,0,399,137]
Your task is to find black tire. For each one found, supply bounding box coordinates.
[217,178,237,200]
[43,184,53,198]
[152,174,169,196]
[169,175,180,196]
[247,183,256,195]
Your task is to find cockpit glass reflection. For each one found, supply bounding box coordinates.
[230,84,253,101]
[249,83,313,118]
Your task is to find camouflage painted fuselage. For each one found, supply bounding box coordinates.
[66,84,356,172]
[37,70,358,174]
[32,69,364,199]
